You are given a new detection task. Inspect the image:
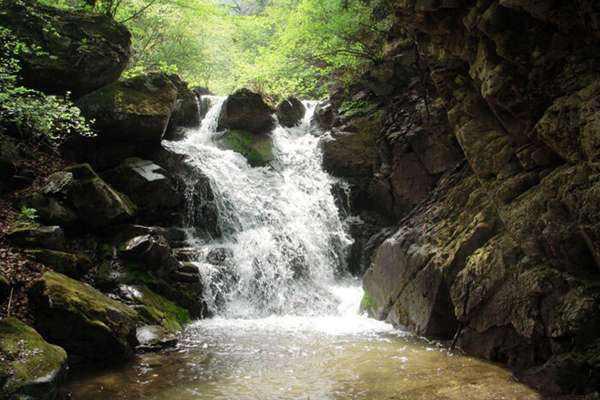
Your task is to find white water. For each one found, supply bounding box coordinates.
[165,97,353,318]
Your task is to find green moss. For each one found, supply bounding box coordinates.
[123,285,190,332]
[220,129,274,167]
[24,249,91,278]
[0,318,66,397]
[360,291,376,314]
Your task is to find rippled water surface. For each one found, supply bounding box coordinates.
[63,285,541,400]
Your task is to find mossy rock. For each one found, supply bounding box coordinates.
[120,285,190,333]
[77,73,178,145]
[29,271,139,363]
[0,318,67,400]
[24,249,92,279]
[217,129,274,167]
[359,290,377,317]
[0,0,131,97]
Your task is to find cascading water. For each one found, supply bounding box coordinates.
[165,97,352,317]
[63,95,544,400]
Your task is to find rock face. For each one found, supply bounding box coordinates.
[0,318,67,400]
[0,0,131,97]
[344,1,600,395]
[217,88,275,134]
[276,97,305,127]
[29,271,139,363]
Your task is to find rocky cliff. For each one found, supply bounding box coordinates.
[320,0,600,395]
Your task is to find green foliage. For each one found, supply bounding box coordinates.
[0,27,94,143]
[18,206,38,222]
[34,0,393,97]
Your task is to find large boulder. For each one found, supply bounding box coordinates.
[276,97,305,127]
[216,129,274,167]
[77,73,178,146]
[22,164,136,229]
[0,318,67,400]
[103,158,182,217]
[29,271,139,363]
[217,89,275,134]
[0,0,131,97]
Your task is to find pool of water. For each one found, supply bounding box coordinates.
[62,285,541,400]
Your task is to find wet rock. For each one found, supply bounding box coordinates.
[217,129,274,167]
[0,0,131,97]
[173,248,202,262]
[0,318,67,400]
[6,224,66,250]
[103,158,182,216]
[217,88,275,134]
[206,247,233,266]
[119,234,179,274]
[179,262,199,274]
[136,325,178,353]
[24,249,92,279]
[119,285,190,333]
[276,97,305,127]
[29,271,139,363]
[77,72,178,149]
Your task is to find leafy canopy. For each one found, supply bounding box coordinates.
[38,0,392,98]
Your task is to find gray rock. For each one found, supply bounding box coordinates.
[217,88,275,134]
[276,97,305,127]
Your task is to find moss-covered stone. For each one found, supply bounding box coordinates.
[0,0,131,97]
[77,73,178,145]
[0,318,67,400]
[24,249,92,279]
[165,74,200,137]
[29,271,139,362]
[120,285,190,333]
[218,129,274,167]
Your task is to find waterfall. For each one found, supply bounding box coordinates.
[164,97,353,318]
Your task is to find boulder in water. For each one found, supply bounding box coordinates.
[103,158,182,217]
[0,0,131,97]
[217,129,274,167]
[276,97,306,127]
[0,318,67,400]
[217,89,275,134]
[29,271,139,362]
[77,72,178,146]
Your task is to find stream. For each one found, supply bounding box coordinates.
[62,97,542,400]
